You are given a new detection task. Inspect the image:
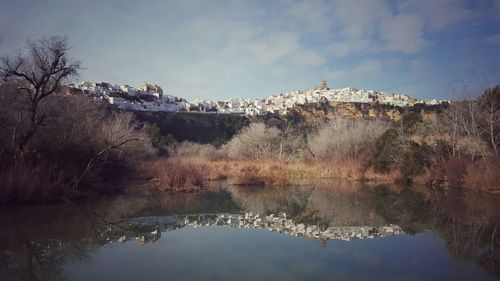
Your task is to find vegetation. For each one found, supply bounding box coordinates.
[151,86,500,192]
[144,158,206,192]
[0,36,499,204]
[0,38,153,203]
[134,110,248,144]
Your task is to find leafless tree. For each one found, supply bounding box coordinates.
[74,111,153,188]
[478,86,500,155]
[0,36,81,152]
[227,123,281,160]
[309,116,388,161]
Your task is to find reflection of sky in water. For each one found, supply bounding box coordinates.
[2,185,500,281]
[65,227,494,281]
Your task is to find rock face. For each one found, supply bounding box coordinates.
[287,101,446,124]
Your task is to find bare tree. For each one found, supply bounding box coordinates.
[227,123,281,160]
[478,86,500,155]
[0,36,81,152]
[74,111,152,188]
[309,116,388,161]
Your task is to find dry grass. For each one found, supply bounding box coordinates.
[0,162,71,204]
[463,158,500,192]
[231,162,289,186]
[144,158,213,192]
[443,157,470,187]
[412,168,434,186]
[363,167,402,183]
[147,156,402,189]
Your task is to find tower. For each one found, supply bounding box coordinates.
[321,80,328,89]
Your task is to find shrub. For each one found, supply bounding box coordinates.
[0,161,71,204]
[147,159,206,192]
[372,128,398,172]
[226,123,281,160]
[400,142,431,179]
[463,158,500,192]
[232,162,289,186]
[0,93,154,203]
[310,116,388,161]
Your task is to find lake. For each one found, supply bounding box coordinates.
[1,183,499,281]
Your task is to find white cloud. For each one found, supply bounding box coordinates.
[331,0,391,39]
[0,0,496,100]
[398,0,470,30]
[289,49,326,67]
[286,0,336,32]
[380,14,429,54]
[288,0,432,55]
[353,59,383,75]
[326,38,378,57]
[325,69,346,81]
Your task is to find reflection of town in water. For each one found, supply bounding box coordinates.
[118,212,404,245]
[1,185,500,281]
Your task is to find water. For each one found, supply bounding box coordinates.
[1,183,499,281]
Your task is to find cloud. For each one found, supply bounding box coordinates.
[326,39,378,57]
[380,14,429,54]
[353,59,383,75]
[409,59,429,71]
[325,69,346,81]
[397,0,470,30]
[288,0,432,55]
[486,34,500,45]
[0,0,498,100]
[286,0,336,32]
[330,0,391,39]
[289,49,326,67]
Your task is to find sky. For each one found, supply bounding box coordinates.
[0,0,499,101]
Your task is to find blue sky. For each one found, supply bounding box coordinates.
[1,0,499,100]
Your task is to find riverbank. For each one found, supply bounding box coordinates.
[142,157,402,191]
[142,156,500,193]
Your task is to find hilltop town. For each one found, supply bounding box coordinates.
[65,80,449,116]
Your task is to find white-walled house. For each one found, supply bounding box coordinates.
[66,81,448,116]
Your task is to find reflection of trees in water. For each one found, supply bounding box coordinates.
[0,206,99,281]
[2,185,500,280]
[372,185,500,279]
[0,189,242,281]
[91,188,241,221]
[304,187,387,227]
[224,183,387,227]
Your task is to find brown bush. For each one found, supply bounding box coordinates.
[226,123,281,160]
[0,162,71,204]
[309,117,388,161]
[232,162,289,186]
[444,157,470,187]
[0,92,154,203]
[412,168,434,186]
[145,159,208,192]
[234,162,289,186]
[464,158,500,192]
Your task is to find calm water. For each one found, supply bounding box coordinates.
[1,183,500,281]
